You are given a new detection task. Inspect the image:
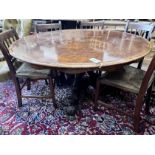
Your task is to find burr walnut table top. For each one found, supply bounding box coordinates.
[9,29,152,71]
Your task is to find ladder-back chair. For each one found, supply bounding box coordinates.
[0,29,56,108]
[80,20,104,30]
[35,21,62,33]
[94,54,155,132]
[125,21,155,69]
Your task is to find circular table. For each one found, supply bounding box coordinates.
[9,29,152,118]
[9,29,152,74]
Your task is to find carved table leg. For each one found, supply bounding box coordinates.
[65,73,84,120]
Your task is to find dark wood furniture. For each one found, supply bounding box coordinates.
[35,21,62,33]
[94,54,155,132]
[0,29,56,108]
[151,78,155,105]
[125,21,154,69]
[9,29,152,118]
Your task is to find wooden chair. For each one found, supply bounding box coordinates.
[80,20,104,30]
[125,21,154,40]
[94,54,155,132]
[103,20,126,31]
[0,29,56,108]
[150,77,155,104]
[35,21,62,33]
[125,21,155,69]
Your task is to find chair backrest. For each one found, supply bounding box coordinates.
[125,21,155,40]
[35,21,62,33]
[0,28,19,75]
[103,20,126,31]
[80,20,104,30]
[136,54,155,109]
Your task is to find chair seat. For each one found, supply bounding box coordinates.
[99,66,153,94]
[16,62,51,78]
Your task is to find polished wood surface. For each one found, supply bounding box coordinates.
[9,29,152,70]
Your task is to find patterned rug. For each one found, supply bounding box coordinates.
[0,80,155,135]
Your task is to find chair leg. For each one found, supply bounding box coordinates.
[13,77,22,107]
[133,115,141,133]
[45,79,48,85]
[133,98,144,133]
[94,79,100,111]
[145,84,152,115]
[27,78,31,90]
[49,77,57,108]
[137,58,144,69]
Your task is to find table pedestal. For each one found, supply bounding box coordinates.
[62,72,98,120]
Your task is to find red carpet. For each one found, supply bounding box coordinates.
[0,80,155,135]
